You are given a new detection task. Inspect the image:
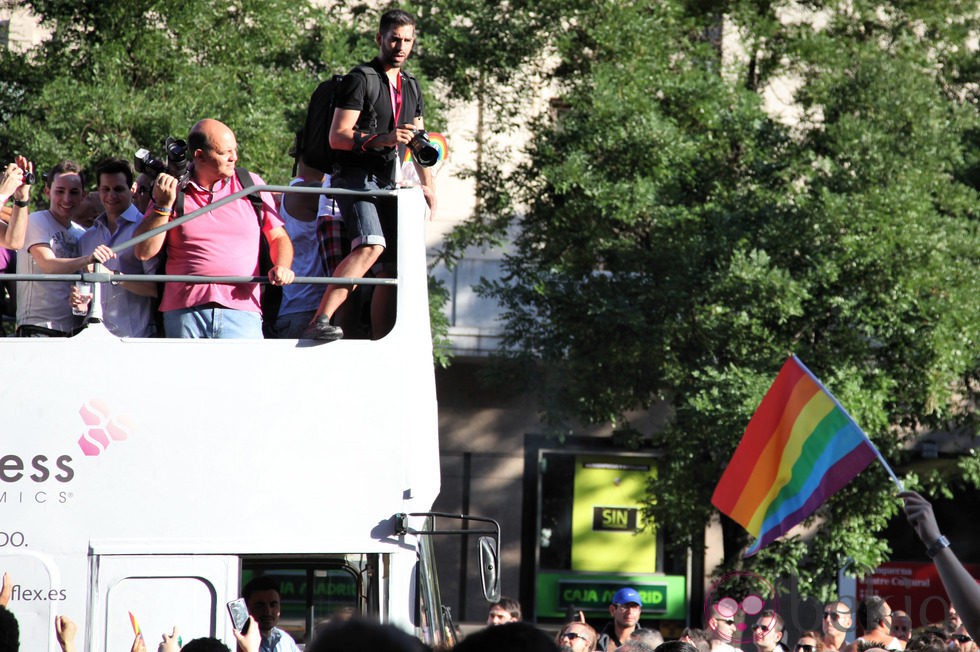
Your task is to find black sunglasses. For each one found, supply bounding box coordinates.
[561,632,589,643]
[953,636,973,644]
[796,645,815,652]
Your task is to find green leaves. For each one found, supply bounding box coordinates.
[0,0,358,182]
[432,0,980,594]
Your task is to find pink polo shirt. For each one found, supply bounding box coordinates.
[156,172,284,313]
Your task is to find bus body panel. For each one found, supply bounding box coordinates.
[0,189,440,650]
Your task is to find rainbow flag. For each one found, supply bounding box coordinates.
[711,356,879,556]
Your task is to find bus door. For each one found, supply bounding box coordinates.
[89,553,239,652]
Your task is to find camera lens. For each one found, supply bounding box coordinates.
[23,171,35,185]
[409,130,439,167]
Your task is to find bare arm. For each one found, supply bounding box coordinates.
[30,243,114,275]
[115,274,158,298]
[282,179,323,223]
[0,572,10,607]
[901,491,980,639]
[233,616,261,652]
[55,615,78,652]
[0,156,34,250]
[265,226,294,286]
[134,174,178,261]
[411,117,437,220]
[329,108,416,152]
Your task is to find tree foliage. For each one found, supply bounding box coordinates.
[0,0,453,358]
[0,0,376,184]
[435,0,980,597]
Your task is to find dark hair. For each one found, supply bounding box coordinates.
[491,596,522,621]
[656,642,699,652]
[618,642,655,652]
[905,632,947,652]
[379,9,415,34]
[455,622,557,652]
[856,642,889,652]
[45,160,85,188]
[757,609,785,633]
[0,606,19,652]
[681,628,710,652]
[180,638,230,652]
[95,157,134,188]
[307,617,428,652]
[243,575,281,600]
[857,596,890,631]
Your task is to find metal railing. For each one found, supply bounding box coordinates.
[5,184,405,324]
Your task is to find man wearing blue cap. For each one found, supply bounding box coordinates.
[597,587,655,652]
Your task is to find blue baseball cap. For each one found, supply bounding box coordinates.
[612,587,642,607]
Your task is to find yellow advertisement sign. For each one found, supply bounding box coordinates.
[571,455,657,572]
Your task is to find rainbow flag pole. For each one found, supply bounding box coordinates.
[711,355,903,557]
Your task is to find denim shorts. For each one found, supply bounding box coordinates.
[331,168,397,274]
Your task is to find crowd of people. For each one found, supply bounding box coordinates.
[0,492,974,652]
[0,7,435,341]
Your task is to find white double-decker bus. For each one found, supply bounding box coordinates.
[0,186,498,651]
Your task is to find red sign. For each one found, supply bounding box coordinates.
[857,561,980,627]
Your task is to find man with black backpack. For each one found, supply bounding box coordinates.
[303,8,436,342]
[134,118,295,339]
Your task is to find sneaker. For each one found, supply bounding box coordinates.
[302,316,344,342]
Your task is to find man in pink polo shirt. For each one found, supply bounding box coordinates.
[135,119,294,338]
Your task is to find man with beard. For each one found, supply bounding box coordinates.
[304,8,436,342]
[597,588,653,652]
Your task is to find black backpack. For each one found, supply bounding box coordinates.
[301,64,381,173]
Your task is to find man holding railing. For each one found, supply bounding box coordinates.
[134,119,294,339]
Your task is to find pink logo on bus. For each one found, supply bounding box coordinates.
[704,571,778,646]
[77,399,134,456]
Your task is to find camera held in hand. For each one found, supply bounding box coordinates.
[408,129,439,167]
[134,136,190,183]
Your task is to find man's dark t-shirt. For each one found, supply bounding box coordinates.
[332,57,424,181]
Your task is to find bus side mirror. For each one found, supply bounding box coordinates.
[479,535,500,603]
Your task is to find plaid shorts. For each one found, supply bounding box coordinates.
[316,217,349,276]
[316,215,385,278]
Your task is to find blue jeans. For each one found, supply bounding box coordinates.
[163,306,263,339]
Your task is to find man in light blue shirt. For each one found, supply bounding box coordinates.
[78,158,160,337]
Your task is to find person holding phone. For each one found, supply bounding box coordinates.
[242,576,300,652]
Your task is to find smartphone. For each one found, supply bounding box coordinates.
[227,598,250,634]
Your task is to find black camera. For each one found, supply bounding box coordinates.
[134,136,189,181]
[408,130,439,167]
[133,148,166,178]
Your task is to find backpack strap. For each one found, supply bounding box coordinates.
[351,64,382,132]
[401,71,423,120]
[173,168,263,227]
[234,167,265,228]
